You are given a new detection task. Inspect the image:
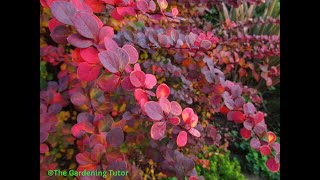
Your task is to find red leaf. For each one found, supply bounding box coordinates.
[134,89,148,104]
[240,128,251,139]
[104,37,119,51]
[151,122,166,140]
[220,105,230,114]
[98,50,120,73]
[266,158,280,172]
[51,1,76,25]
[117,7,136,16]
[134,63,141,71]
[50,25,71,44]
[76,151,94,165]
[169,117,180,125]
[158,97,171,114]
[122,44,139,64]
[121,76,135,91]
[72,48,85,64]
[130,70,146,88]
[48,18,64,32]
[171,7,178,17]
[40,144,49,154]
[267,131,277,145]
[111,8,123,20]
[72,12,100,39]
[67,34,94,48]
[144,101,164,121]
[156,83,170,99]
[136,0,149,13]
[84,0,104,13]
[254,111,265,125]
[145,74,157,89]
[77,62,101,81]
[182,108,198,128]
[80,47,100,64]
[260,145,271,156]
[71,121,95,138]
[170,101,182,116]
[227,111,245,123]
[98,73,120,92]
[188,128,201,137]
[177,130,187,147]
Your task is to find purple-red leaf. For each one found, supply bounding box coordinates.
[136,0,149,13]
[67,34,94,48]
[145,74,157,89]
[50,25,71,44]
[200,40,212,50]
[72,12,99,39]
[51,1,76,25]
[150,122,166,140]
[158,96,171,114]
[144,101,164,121]
[99,26,114,41]
[122,44,139,64]
[106,128,124,147]
[76,151,93,165]
[250,138,261,150]
[121,76,135,91]
[170,101,182,116]
[188,128,201,137]
[104,37,119,51]
[98,50,120,73]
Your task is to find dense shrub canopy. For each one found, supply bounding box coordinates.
[40,0,280,179]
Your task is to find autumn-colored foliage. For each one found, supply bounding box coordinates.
[40,0,280,179]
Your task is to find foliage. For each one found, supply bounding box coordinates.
[234,140,280,180]
[40,0,280,179]
[195,148,246,180]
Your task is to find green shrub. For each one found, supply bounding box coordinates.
[196,149,246,180]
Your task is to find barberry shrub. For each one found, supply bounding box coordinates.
[40,0,280,179]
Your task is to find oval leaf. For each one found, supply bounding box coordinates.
[106,128,124,147]
[151,122,166,140]
[67,34,94,48]
[72,12,99,39]
[51,1,76,25]
[98,50,120,73]
[144,101,164,121]
[177,131,188,147]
